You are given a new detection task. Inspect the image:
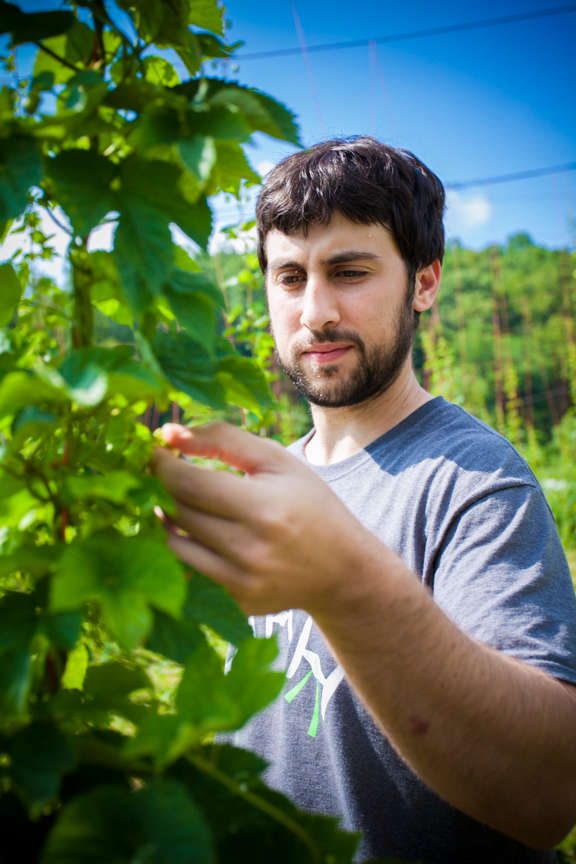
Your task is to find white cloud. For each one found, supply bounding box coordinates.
[445,189,492,230]
[256,160,275,178]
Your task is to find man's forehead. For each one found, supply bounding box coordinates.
[264,217,395,266]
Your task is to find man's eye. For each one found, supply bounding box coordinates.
[336,269,367,279]
[279,272,304,287]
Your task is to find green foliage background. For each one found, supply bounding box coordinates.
[0,2,375,861]
[209,234,576,572]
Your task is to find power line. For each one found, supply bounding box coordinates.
[446,162,576,190]
[213,161,576,224]
[237,5,576,61]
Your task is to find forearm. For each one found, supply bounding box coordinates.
[313,529,576,848]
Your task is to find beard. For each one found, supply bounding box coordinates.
[274,293,416,408]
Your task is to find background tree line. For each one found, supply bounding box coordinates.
[201,230,576,572]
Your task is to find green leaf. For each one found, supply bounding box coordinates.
[0,262,22,326]
[57,357,108,407]
[33,20,96,84]
[121,156,212,245]
[178,79,301,146]
[114,206,172,316]
[12,406,58,440]
[209,81,302,145]
[64,471,140,505]
[185,571,251,646]
[142,55,180,86]
[46,150,116,237]
[178,135,217,182]
[175,746,361,864]
[217,353,274,416]
[188,104,251,141]
[196,32,239,60]
[51,532,187,650]
[189,0,225,35]
[0,136,43,224]
[0,592,37,655]
[42,609,83,651]
[147,609,205,664]
[206,140,261,196]
[0,648,32,722]
[105,78,173,114]
[0,473,47,530]
[153,328,227,409]
[176,636,284,734]
[0,538,58,579]
[83,661,151,704]
[58,346,168,405]
[9,722,75,814]
[164,269,220,352]
[0,370,67,420]
[125,712,197,766]
[43,780,214,864]
[0,1,74,45]
[61,641,88,690]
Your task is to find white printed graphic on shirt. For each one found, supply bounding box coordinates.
[255,611,345,737]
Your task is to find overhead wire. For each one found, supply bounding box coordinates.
[213,162,576,225]
[236,4,576,61]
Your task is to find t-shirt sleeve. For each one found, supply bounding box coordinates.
[431,482,576,685]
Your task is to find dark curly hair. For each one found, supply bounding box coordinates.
[256,136,445,277]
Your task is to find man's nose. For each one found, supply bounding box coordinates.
[299,277,340,331]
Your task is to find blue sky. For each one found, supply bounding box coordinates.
[3,1,575,254]
[213,0,576,250]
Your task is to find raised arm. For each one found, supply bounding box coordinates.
[153,421,576,848]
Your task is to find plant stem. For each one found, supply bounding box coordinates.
[188,751,323,863]
[70,245,94,349]
[34,42,80,73]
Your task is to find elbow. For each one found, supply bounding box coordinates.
[509,807,576,851]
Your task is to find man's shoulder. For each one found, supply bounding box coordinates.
[370,397,537,485]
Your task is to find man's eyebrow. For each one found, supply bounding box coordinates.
[268,258,304,272]
[323,251,380,265]
[269,251,380,271]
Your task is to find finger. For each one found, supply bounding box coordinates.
[171,501,244,557]
[166,531,246,595]
[158,421,294,477]
[152,446,261,519]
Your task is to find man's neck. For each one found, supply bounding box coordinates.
[304,371,434,466]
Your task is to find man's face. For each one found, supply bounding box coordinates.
[264,213,419,408]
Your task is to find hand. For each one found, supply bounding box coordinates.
[152,422,368,616]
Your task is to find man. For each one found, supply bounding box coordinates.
[153,137,576,863]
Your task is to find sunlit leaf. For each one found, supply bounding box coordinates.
[0,261,22,326]
[176,636,284,734]
[188,0,225,35]
[32,20,96,84]
[206,140,260,196]
[51,532,187,650]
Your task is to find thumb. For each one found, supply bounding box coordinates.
[158,421,291,475]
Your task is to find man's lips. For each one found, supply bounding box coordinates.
[301,343,354,363]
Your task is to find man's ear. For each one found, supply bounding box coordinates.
[413,260,441,313]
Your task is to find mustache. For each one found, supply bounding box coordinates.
[295,328,366,351]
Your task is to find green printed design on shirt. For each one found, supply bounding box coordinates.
[284,670,321,737]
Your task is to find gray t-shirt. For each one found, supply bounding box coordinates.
[232,398,576,863]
